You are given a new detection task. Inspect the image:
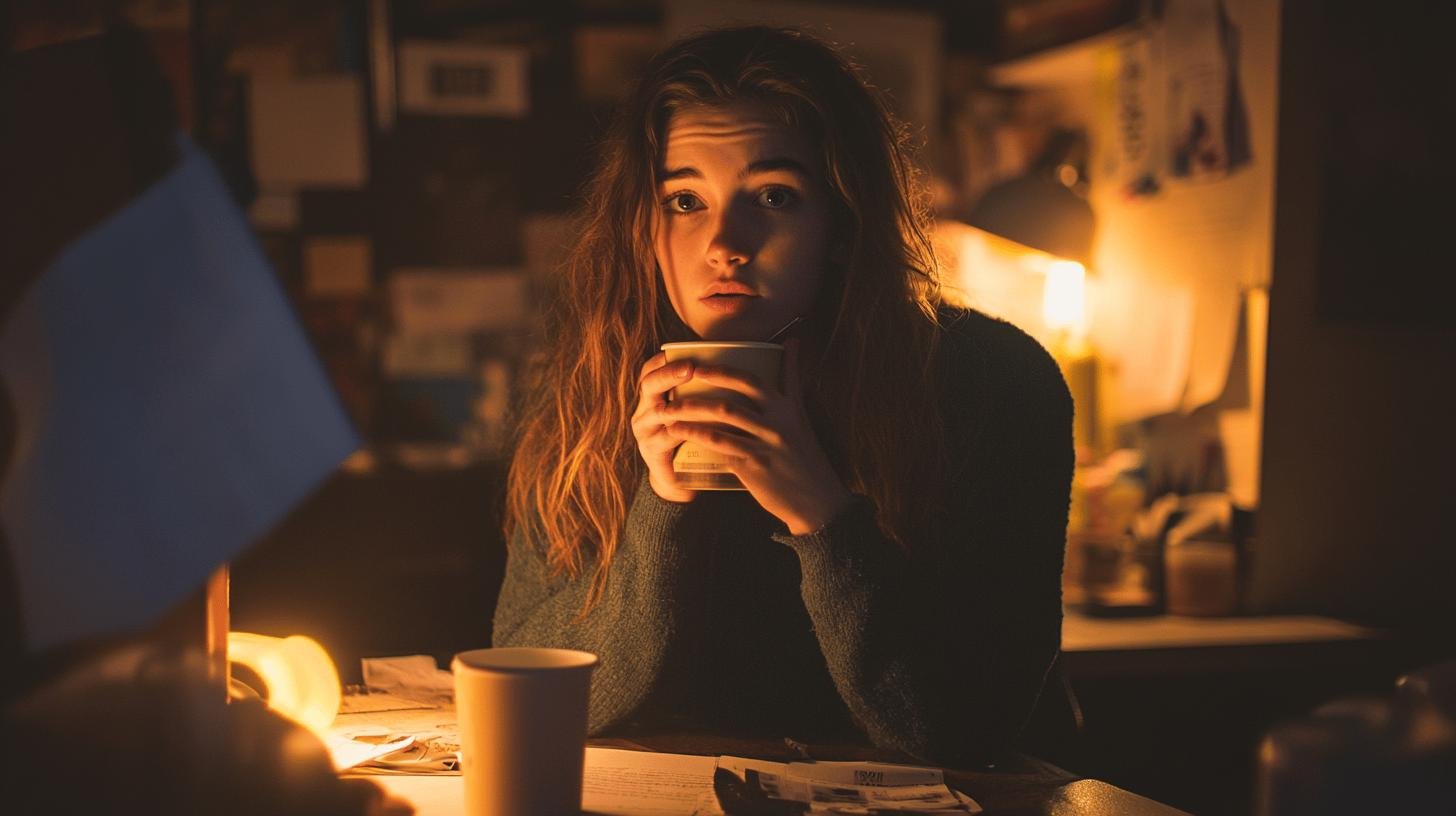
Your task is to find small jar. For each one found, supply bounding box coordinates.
[1164,537,1237,616]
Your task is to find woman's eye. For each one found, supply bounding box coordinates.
[757,187,797,209]
[665,192,703,213]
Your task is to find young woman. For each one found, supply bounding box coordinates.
[493,26,1073,766]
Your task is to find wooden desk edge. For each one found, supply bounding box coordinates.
[1062,611,1384,653]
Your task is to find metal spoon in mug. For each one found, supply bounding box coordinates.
[765,315,804,344]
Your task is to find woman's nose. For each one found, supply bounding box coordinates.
[705,208,754,268]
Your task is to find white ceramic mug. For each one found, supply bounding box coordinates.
[452,647,598,816]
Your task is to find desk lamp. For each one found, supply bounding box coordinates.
[966,127,1102,460]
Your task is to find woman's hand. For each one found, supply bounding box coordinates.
[661,339,853,534]
[632,352,698,503]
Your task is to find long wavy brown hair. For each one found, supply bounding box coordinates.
[505,26,950,607]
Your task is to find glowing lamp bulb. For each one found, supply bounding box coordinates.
[1042,259,1088,336]
[227,632,341,736]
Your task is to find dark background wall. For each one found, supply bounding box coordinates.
[1252,0,1456,628]
[230,462,507,684]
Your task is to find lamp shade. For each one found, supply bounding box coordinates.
[967,173,1095,267]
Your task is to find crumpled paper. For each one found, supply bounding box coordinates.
[361,655,454,704]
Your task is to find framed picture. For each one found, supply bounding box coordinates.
[398,40,529,117]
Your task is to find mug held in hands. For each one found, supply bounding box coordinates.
[660,341,783,491]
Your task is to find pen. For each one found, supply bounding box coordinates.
[783,736,814,761]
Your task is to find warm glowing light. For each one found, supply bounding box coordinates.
[1042,260,1088,336]
[228,632,341,736]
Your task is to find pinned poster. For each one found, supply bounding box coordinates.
[0,135,359,650]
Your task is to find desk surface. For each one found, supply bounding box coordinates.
[1059,611,1390,679]
[357,732,1190,816]
[1062,611,1379,652]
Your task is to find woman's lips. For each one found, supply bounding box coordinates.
[700,293,758,314]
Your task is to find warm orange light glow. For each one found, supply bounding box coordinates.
[1042,259,1088,337]
[932,221,1093,349]
[227,632,341,736]
[933,221,1102,457]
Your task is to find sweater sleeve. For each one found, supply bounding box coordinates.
[772,319,1074,766]
[490,476,702,734]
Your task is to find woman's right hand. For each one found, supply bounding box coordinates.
[632,352,696,503]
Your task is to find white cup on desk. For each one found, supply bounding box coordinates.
[452,647,598,816]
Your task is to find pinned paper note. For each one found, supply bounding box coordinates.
[249,76,368,189]
[248,190,300,230]
[398,41,529,117]
[389,268,530,333]
[304,236,373,297]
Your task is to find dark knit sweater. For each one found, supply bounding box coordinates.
[491,308,1074,766]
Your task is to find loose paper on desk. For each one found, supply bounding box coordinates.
[327,733,416,772]
[333,658,459,774]
[0,134,358,650]
[718,756,982,814]
[361,654,455,704]
[363,747,725,816]
[583,748,724,816]
[332,705,461,775]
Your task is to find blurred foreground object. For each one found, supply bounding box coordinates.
[0,36,357,650]
[228,632,342,737]
[1,644,408,816]
[1255,660,1456,815]
[0,21,376,815]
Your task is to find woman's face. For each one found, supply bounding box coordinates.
[653,102,835,341]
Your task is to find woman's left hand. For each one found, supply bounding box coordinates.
[662,338,853,535]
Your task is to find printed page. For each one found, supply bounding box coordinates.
[364,748,724,815]
[582,747,725,816]
[787,760,943,786]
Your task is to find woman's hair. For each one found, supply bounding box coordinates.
[505,25,949,606]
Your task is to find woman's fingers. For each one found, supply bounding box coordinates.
[632,354,693,446]
[683,365,770,402]
[637,354,695,410]
[638,351,668,384]
[633,353,700,504]
[636,421,683,457]
[664,422,760,464]
[658,398,783,447]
